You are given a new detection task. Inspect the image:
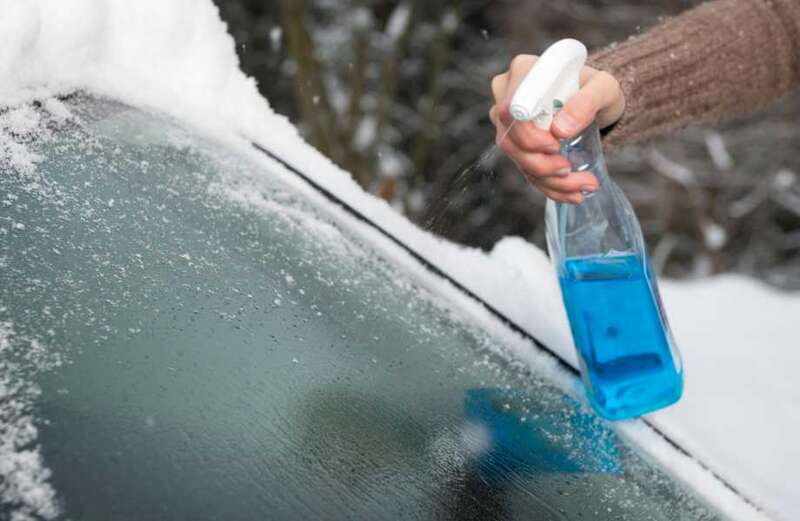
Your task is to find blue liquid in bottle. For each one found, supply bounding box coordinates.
[560,254,683,420]
[544,122,683,420]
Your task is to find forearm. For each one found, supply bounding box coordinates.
[589,0,800,146]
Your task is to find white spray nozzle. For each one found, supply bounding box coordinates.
[509,39,587,130]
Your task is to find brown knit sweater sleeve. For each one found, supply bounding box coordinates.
[588,0,800,147]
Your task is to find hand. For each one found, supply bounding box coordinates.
[489,55,625,203]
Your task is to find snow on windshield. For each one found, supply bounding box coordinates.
[0,100,73,184]
[0,1,796,520]
[0,319,62,521]
[0,0,289,146]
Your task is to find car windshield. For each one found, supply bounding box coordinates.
[1,96,725,521]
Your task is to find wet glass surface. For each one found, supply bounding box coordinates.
[0,97,726,520]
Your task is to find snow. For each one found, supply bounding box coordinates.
[0,0,277,149]
[441,10,460,34]
[0,320,62,521]
[702,220,727,251]
[385,3,411,42]
[773,168,796,190]
[268,26,283,53]
[0,1,796,520]
[704,131,734,171]
[350,6,373,32]
[0,105,45,177]
[649,148,696,186]
[351,116,377,152]
[650,277,800,515]
[376,146,407,178]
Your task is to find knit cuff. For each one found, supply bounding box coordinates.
[586,0,800,147]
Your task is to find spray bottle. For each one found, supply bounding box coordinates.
[509,39,683,420]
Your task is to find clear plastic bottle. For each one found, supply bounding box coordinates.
[546,122,683,420]
[509,38,683,419]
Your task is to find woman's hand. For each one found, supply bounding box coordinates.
[489,55,625,203]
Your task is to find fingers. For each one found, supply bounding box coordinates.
[490,73,508,104]
[551,70,624,139]
[490,106,559,153]
[534,172,601,204]
[489,104,508,147]
[509,121,560,153]
[539,187,585,205]
[514,150,572,179]
[495,129,599,202]
[497,135,600,203]
[495,134,570,176]
[492,111,595,201]
[496,54,538,125]
[537,170,599,194]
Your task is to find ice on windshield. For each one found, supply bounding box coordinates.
[0,320,62,521]
[0,96,731,520]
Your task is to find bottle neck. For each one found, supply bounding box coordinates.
[559,121,608,184]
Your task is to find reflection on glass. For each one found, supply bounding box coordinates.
[445,388,622,520]
[463,388,621,477]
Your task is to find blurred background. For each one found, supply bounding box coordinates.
[214,0,800,287]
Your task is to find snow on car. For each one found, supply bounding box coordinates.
[1,1,798,520]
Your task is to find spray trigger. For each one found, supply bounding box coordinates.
[509,39,587,130]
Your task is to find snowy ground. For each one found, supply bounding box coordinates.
[1,1,798,520]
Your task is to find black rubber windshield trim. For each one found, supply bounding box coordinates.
[253,143,564,368]
[251,141,762,514]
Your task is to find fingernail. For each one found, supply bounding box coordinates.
[548,144,561,154]
[554,112,578,135]
[569,193,583,204]
[580,184,598,193]
[555,168,570,177]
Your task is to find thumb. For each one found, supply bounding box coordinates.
[551,70,623,139]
